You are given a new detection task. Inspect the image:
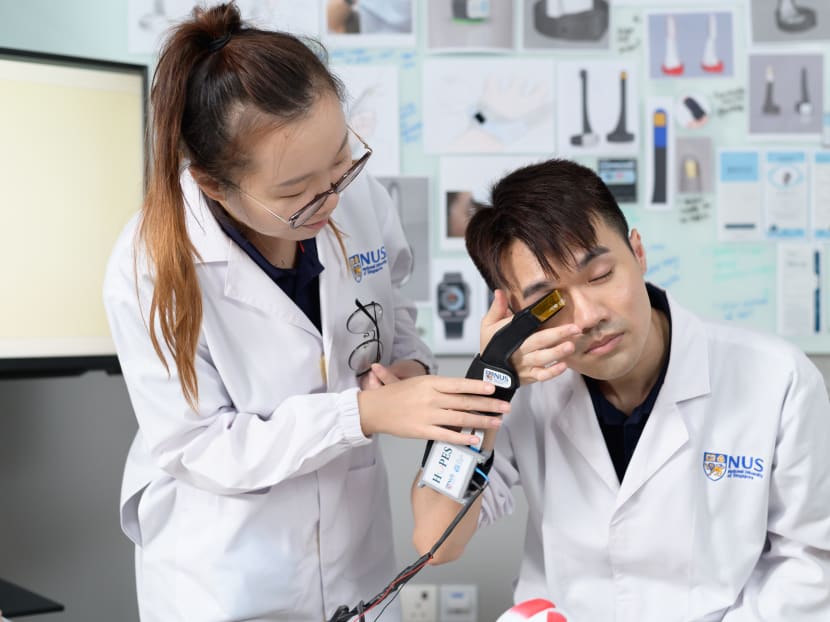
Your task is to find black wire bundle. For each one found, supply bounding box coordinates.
[327,480,489,622]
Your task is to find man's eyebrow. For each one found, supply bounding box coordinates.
[274,131,349,188]
[577,246,611,269]
[518,246,611,300]
[521,280,555,301]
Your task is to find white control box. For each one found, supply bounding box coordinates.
[440,584,478,622]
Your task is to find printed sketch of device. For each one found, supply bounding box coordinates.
[775,0,817,33]
[606,71,635,143]
[570,68,634,148]
[651,108,668,204]
[533,0,609,41]
[762,65,781,115]
[795,66,813,120]
[570,69,599,147]
[661,13,724,76]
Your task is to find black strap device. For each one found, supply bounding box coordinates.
[419,289,565,501]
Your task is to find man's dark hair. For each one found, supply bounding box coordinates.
[465,158,630,290]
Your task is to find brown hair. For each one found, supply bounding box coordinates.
[465,158,631,291]
[139,2,344,409]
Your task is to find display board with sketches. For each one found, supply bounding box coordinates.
[128,0,830,354]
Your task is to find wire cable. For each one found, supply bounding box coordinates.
[327,481,489,622]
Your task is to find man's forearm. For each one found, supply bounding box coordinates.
[411,472,483,564]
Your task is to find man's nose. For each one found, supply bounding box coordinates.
[568,288,604,333]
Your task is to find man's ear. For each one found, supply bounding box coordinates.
[629,228,647,274]
[189,167,227,204]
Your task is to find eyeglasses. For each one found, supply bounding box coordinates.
[239,127,373,230]
[347,298,382,376]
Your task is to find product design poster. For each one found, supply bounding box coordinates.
[717,150,763,242]
[646,11,735,80]
[427,0,515,51]
[763,151,808,239]
[556,61,639,157]
[813,151,830,239]
[430,257,486,355]
[748,53,824,138]
[675,136,714,195]
[777,243,823,335]
[323,0,415,48]
[375,176,431,303]
[644,97,674,211]
[128,0,320,54]
[673,92,711,130]
[521,0,610,51]
[331,64,400,176]
[423,58,555,154]
[750,0,830,44]
[438,155,540,251]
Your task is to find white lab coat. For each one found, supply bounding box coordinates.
[481,292,830,622]
[103,171,434,622]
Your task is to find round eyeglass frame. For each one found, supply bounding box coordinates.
[239,126,373,229]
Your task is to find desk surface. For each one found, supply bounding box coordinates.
[0,578,64,618]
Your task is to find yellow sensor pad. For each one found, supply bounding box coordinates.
[530,289,565,322]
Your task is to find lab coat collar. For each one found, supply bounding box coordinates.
[555,378,621,493]
[614,293,709,508]
[181,170,233,265]
[554,290,711,499]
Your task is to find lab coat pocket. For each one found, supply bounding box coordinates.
[345,461,395,579]
[177,477,317,616]
[120,483,148,547]
[123,476,178,549]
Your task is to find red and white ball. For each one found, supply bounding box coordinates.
[496,598,570,622]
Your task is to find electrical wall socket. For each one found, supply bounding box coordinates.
[400,584,438,622]
[439,584,478,622]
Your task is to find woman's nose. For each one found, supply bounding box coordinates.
[320,190,340,215]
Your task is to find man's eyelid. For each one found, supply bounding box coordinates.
[587,257,615,277]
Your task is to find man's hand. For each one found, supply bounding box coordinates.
[481,290,581,385]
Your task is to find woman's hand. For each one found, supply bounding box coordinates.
[358,359,427,390]
[481,289,581,386]
[357,374,506,445]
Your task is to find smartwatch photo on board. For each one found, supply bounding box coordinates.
[437,271,470,339]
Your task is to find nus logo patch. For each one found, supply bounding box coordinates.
[703,452,765,481]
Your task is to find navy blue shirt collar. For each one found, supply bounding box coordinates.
[213,210,325,332]
[583,283,672,482]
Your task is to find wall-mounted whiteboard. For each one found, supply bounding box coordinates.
[0,48,146,375]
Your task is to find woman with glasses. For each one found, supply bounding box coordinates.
[103,4,507,621]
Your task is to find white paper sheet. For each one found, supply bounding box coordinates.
[422,58,555,154]
[717,150,763,241]
[763,151,808,239]
[128,0,320,54]
[332,64,400,176]
[812,151,830,239]
[777,243,822,335]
